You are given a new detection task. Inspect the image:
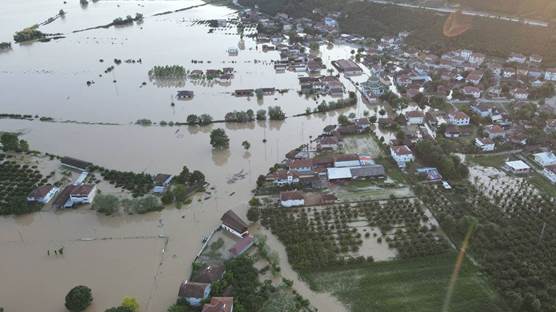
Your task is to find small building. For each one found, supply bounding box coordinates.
[484,125,506,140]
[269,169,300,186]
[178,281,211,306]
[534,152,556,167]
[462,86,481,98]
[332,59,363,76]
[350,165,385,179]
[27,185,59,204]
[61,157,92,172]
[416,167,442,182]
[545,68,556,81]
[507,53,526,64]
[317,136,339,151]
[511,88,529,100]
[289,159,313,173]
[68,184,97,207]
[405,110,425,125]
[227,48,238,56]
[221,210,249,238]
[504,160,530,174]
[152,174,173,193]
[444,125,461,138]
[233,89,254,97]
[177,90,194,99]
[542,165,556,184]
[229,236,254,258]
[202,297,234,312]
[334,154,361,168]
[280,191,305,207]
[475,137,495,152]
[390,145,414,168]
[327,167,353,181]
[447,111,470,126]
[354,118,371,131]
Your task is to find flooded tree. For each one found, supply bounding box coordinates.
[65,285,93,312]
[210,128,229,149]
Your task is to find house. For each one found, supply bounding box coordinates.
[202,297,234,312]
[471,103,493,118]
[354,118,371,131]
[27,185,59,204]
[469,53,486,65]
[405,110,425,125]
[229,236,254,257]
[334,154,361,168]
[176,90,194,100]
[529,54,543,64]
[350,165,385,179]
[332,59,363,76]
[68,184,97,207]
[534,152,556,167]
[545,68,556,81]
[317,136,339,151]
[484,125,506,140]
[507,53,526,64]
[502,67,515,79]
[475,137,495,152]
[233,89,254,97]
[221,210,249,238]
[416,167,442,182]
[504,161,530,174]
[280,191,305,207]
[462,86,481,98]
[289,159,313,173]
[390,145,414,168]
[152,174,173,193]
[327,167,352,181]
[178,281,211,306]
[61,157,92,172]
[511,88,529,100]
[192,264,225,284]
[542,166,556,183]
[466,71,483,85]
[447,111,470,126]
[444,125,461,138]
[269,169,300,186]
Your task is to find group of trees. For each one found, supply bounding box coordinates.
[13,25,45,42]
[0,161,44,215]
[210,128,229,149]
[161,166,205,207]
[148,65,186,79]
[414,140,469,180]
[186,114,213,126]
[1,133,29,152]
[224,109,255,123]
[98,168,154,197]
[268,106,286,120]
[312,91,357,114]
[112,13,143,26]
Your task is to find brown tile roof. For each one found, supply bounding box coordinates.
[335,154,359,162]
[28,185,55,198]
[61,157,92,170]
[221,210,248,234]
[405,110,424,118]
[289,159,313,169]
[229,236,254,257]
[392,145,413,155]
[70,185,95,197]
[280,190,304,201]
[179,281,210,298]
[202,297,234,312]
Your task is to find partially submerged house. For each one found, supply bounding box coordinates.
[27,185,59,204]
[280,190,305,207]
[152,174,173,193]
[61,157,92,172]
[178,281,211,306]
[229,236,254,258]
[220,210,249,238]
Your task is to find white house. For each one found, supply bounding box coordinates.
[405,110,425,125]
[475,137,495,152]
[544,68,556,81]
[179,281,211,306]
[27,185,59,204]
[504,160,530,174]
[68,184,97,206]
[280,191,305,207]
[511,88,529,100]
[448,111,470,126]
[542,166,556,183]
[390,145,414,168]
[270,169,300,186]
[507,53,526,64]
[221,210,249,238]
[534,152,556,167]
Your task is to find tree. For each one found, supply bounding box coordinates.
[186,114,199,125]
[210,128,229,149]
[247,206,260,222]
[337,114,350,126]
[268,106,285,120]
[161,190,174,205]
[256,109,266,121]
[175,166,190,184]
[92,194,120,215]
[65,286,93,312]
[19,139,29,152]
[189,170,205,185]
[369,115,377,123]
[256,175,266,188]
[242,140,251,150]
[1,133,19,151]
[121,297,139,312]
[173,184,188,206]
[199,114,213,125]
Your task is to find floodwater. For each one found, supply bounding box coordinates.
[0,1,378,311]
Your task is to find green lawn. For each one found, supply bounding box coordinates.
[528,172,556,197]
[302,253,506,312]
[466,154,508,168]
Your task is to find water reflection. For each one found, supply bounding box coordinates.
[211,147,231,166]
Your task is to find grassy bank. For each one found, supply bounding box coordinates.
[302,253,506,312]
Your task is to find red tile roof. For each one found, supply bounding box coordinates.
[202,297,234,312]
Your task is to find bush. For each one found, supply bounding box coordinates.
[65,286,93,312]
[92,194,120,215]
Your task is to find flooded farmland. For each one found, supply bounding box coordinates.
[0,1,380,311]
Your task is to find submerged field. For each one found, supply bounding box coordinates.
[303,253,506,312]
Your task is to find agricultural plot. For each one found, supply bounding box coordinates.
[303,253,505,312]
[341,134,382,157]
[417,180,556,311]
[260,199,447,271]
[0,159,45,215]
